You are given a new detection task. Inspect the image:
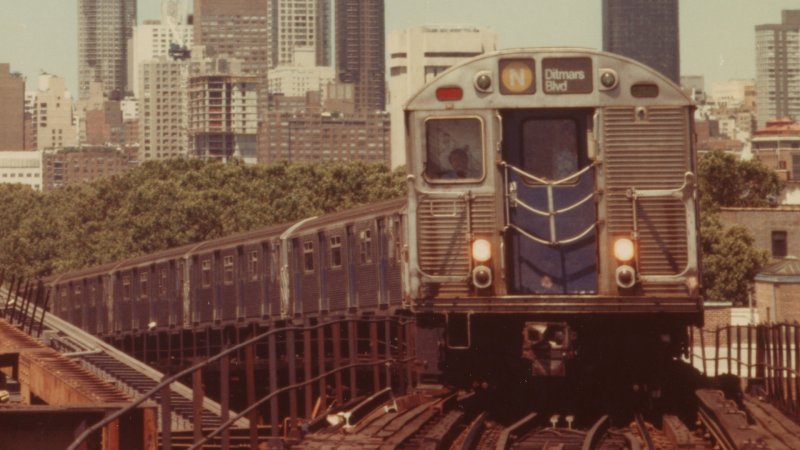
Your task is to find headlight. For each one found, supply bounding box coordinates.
[472,239,491,262]
[472,265,492,289]
[613,238,635,262]
[615,265,636,289]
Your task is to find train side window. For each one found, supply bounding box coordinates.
[360,230,373,264]
[520,119,580,182]
[159,270,167,295]
[330,236,342,268]
[122,276,131,301]
[424,117,484,182]
[90,285,97,306]
[74,286,82,309]
[140,273,148,298]
[303,242,315,272]
[249,251,259,281]
[223,256,234,285]
[201,259,212,288]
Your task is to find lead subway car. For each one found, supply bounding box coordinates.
[403,48,702,396]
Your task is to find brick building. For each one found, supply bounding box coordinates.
[0,63,25,150]
[42,147,136,191]
[753,257,800,323]
[719,206,800,260]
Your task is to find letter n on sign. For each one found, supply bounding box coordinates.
[499,58,536,95]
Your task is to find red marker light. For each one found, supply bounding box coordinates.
[436,86,463,101]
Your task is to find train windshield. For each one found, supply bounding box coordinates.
[521,119,579,182]
[424,117,483,182]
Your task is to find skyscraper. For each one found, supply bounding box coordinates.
[78,0,137,100]
[602,0,680,83]
[336,0,385,112]
[755,11,800,128]
[270,0,331,67]
[0,64,25,150]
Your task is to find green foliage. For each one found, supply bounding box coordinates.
[0,159,405,280]
[697,150,779,305]
[697,150,783,211]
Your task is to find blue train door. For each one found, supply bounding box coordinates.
[502,110,598,294]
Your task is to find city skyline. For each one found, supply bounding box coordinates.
[2,0,800,97]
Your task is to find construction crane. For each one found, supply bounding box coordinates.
[162,0,190,60]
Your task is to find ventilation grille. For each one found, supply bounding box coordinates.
[417,194,496,295]
[604,106,691,288]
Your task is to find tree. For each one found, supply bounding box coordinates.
[697,150,781,305]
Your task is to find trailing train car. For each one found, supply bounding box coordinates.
[48,198,406,342]
[402,47,702,400]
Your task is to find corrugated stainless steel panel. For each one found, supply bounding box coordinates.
[417,193,497,295]
[604,106,689,291]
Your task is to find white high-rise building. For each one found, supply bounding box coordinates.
[130,19,193,97]
[0,151,43,191]
[756,10,800,128]
[138,57,188,160]
[388,25,498,168]
[31,74,78,150]
[268,47,335,97]
[270,0,331,67]
[711,80,755,109]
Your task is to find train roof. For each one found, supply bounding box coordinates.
[48,197,406,284]
[405,47,692,111]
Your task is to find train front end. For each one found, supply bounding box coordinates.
[402,48,702,390]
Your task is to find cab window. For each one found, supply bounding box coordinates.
[521,119,580,181]
[425,117,483,182]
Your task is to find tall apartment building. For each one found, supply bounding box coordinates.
[188,73,259,162]
[31,74,78,150]
[78,0,137,100]
[602,0,680,83]
[336,0,385,112]
[388,25,498,168]
[268,47,335,97]
[711,80,756,110]
[270,0,331,67]
[756,11,800,128]
[130,19,194,98]
[0,64,25,150]
[138,57,189,160]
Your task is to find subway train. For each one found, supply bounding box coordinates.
[50,48,702,409]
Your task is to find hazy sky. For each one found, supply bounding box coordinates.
[1,0,799,96]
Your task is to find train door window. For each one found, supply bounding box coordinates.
[424,117,484,182]
[139,272,148,298]
[360,229,373,264]
[201,259,212,288]
[772,231,788,258]
[303,241,315,272]
[330,236,342,268]
[520,119,580,182]
[223,256,234,285]
[249,251,259,281]
[159,270,167,296]
[122,276,131,301]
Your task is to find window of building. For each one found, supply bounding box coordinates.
[772,231,788,258]
[249,251,259,281]
[201,259,212,287]
[330,236,342,268]
[223,256,234,285]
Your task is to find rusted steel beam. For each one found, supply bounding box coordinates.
[192,369,204,447]
[161,377,172,450]
[303,327,313,418]
[245,343,258,450]
[316,323,327,414]
[269,330,280,437]
[348,320,357,399]
[220,350,230,450]
[287,327,298,431]
[332,322,343,404]
[371,321,380,392]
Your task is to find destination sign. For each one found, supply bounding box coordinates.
[499,58,536,95]
[541,57,593,94]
